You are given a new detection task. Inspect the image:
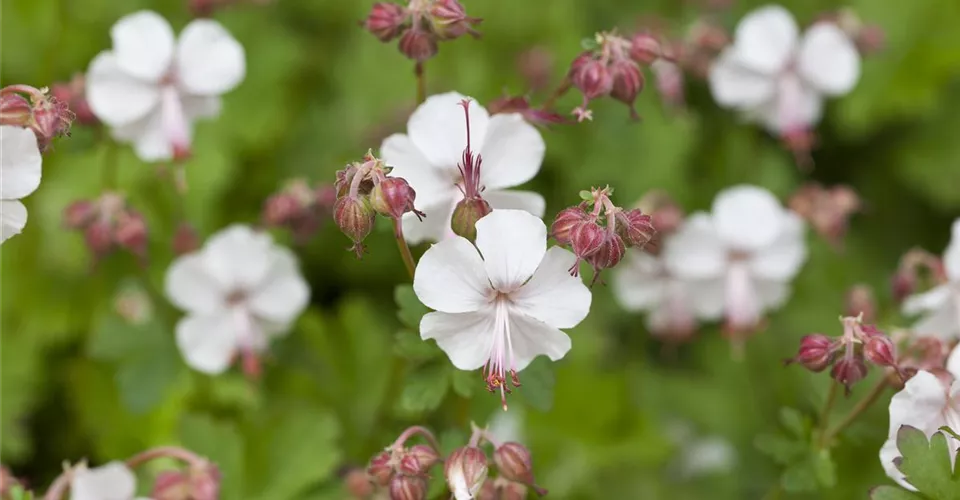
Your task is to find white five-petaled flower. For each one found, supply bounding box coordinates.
[902,218,960,339]
[880,344,960,490]
[1,126,42,243]
[86,10,245,162]
[381,92,546,244]
[165,224,309,375]
[708,5,861,135]
[413,209,591,408]
[70,461,151,500]
[662,185,807,333]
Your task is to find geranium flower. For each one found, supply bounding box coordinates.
[902,218,960,339]
[413,209,591,408]
[880,344,960,490]
[381,92,546,244]
[70,461,150,500]
[708,5,860,135]
[661,185,807,334]
[165,224,309,375]
[85,10,245,162]
[1,126,42,243]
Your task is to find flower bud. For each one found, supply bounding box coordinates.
[786,334,836,372]
[371,177,420,220]
[864,335,897,368]
[451,197,492,242]
[891,270,916,304]
[615,208,655,248]
[445,446,488,500]
[334,196,375,258]
[263,192,301,226]
[570,221,605,258]
[493,442,534,485]
[364,2,408,42]
[845,284,875,323]
[399,29,438,62]
[0,93,32,126]
[85,220,115,256]
[831,357,868,392]
[570,53,613,100]
[1,84,74,152]
[407,444,441,472]
[587,233,625,278]
[151,465,219,500]
[501,480,529,500]
[477,479,498,500]
[610,60,645,118]
[550,207,589,245]
[368,451,394,486]
[430,0,481,40]
[63,200,96,229]
[115,212,148,258]
[630,33,662,65]
[51,74,98,126]
[344,468,374,498]
[172,222,200,256]
[389,474,427,500]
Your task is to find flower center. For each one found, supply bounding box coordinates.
[483,292,521,411]
[159,85,190,160]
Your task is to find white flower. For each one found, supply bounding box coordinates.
[880,345,960,490]
[381,92,546,244]
[413,209,591,407]
[661,185,807,332]
[902,218,960,339]
[85,10,245,162]
[613,248,723,339]
[1,126,42,243]
[165,224,309,374]
[70,461,151,500]
[708,5,860,134]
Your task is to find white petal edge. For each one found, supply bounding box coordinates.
[176,19,246,95]
[508,310,572,371]
[420,310,496,370]
[110,10,175,82]
[164,252,226,315]
[0,126,42,199]
[759,74,824,134]
[475,209,547,291]
[70,461,137,500]
[0,200,27,243]
[944,218,960,282]
[110,108,173,162]
[712,185,786,251]
[612,250,666,312]
[748,211,808,280]
[413,235,491,313]
[478,113,545,190]
[662,213,727,280]
[947,343,960,380]
[247,248,310,324]
[202,224,277,291]
[85,51,160,127]
[401,197,456,244]
[407,91,490,169]
[483,189,546,217]
[511,247,592,329]
[175,313,238,374]
[797,22,861,96]
[902,285,951,315]
[707,49,777,109]
[380,133,454,208]
[732,4,799,74]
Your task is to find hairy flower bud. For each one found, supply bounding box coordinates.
[864,334,897,368]
[399,29,438,62]
[493,442,534,485]
[407,444,441,472]
[430,0,481,40]
[389,474,427,500]
[587,233,626,280]
[615,208,656,248]
[63,200,96,229]
[445,446,488,500]
[571,221,605,259]
[570,54,613,100]
[115,212,148,258]
[831,356,868,392]
[371,177,421,220]
[630,33,662,65]
[550,206,589,245]
[334,196,375,258]
[451,197,492,242]
[786,334,836,372]
[0,93,32,126]
[368,451,394,486]
[610,60,645,119]
[364,2,408,42]
[1,84,74,152]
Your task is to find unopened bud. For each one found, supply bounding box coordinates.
[407,444,441,472]
[334,196,375,258]
[364,2,408,42]
[478,479,498,500]
[445,446,488,500]
[389,474,427,500]
[587,233,626,278]
[451,197,492,241]
[344,468,374,499]
[115,212,148,257]
[570,54,613,100]
[368,451,393,486]
[399,29,438,62]
[831,357,868,392]
[864,335,897,368]
[786,334,836,372]
[891,270,916,304]
[172,222,200,256]
[151,465,218,500]
[570,221,605,258]
[263,193,301,226]
[85,220,115,256]
[610,60,645,119]
[550,206,589,245]
[615,208,655,248]
[0,93,32,126]
[501,480,530,500]
[63,200,96,229]
[493,442,534,485]
[630,33,661,65]
[430,0,481,40]
[845,284,875,323]
[371,177,421,220]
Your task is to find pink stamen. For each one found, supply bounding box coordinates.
[160,86,191,161]
[483,295,520,411]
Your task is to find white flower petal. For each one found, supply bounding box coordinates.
[165,253,226,315]
[708,49,777,109]
[482,189,546,217]
[477,114,544,190]
[202,225,276,291]
[797,23,861,96]
[401,197,456,244]
[176,19,246,95]
[910,298,960,340]
[407,92,489,169]
[759,74,824,133]
[381,133,454,207]
[110,10,175,82]
[70,461,137,500]
[508,311,572,371]
[903,285,951,315]
[413,235,491,313]
[879,438,915,492]
[748,212,807,280]
[687,278,727,319]
[944,218,960,282]
[475,209,547,291]
[421,310,495,370]
[662,213,727,280]
[889,370,950,435]
[724,262,762,329]
[947,344,960,380]
[85,51,160,127]
[0,200,27,243]
[511,247,592,329]
[247,248,310,324]
[612,250,666,312]
[732,5,799,74]
[713,185,785,251]
[183,94,222,120]
[110,108,173,162]
[1,126,42,199]
[175,312,238,374]
[756,278,791,311]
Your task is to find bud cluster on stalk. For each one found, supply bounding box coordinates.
[785,314,903,394]
[1,84,74,152]
[262,179,336,244]
[890,248,947,304]
[333,150,423,258]
[63,192,149,263]
[551,186,656,284]
[360,426,442,500]
[362,0,481,62]
[788,182,861,249]
[151,463,220,500]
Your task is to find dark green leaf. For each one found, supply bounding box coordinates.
[779,407,808,438]
[180,414,245,499]
[518,357,555,412]
[395,284,429,330]
[870,486,927,500]
[895,425,960,499]
[394,330,442,361]
[450,367,476,398]
[397,364,450,414]
[814,449,837,488]
[253,407,341,500]
[781,460,819,493]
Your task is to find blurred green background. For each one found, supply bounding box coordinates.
[2,0,960,498]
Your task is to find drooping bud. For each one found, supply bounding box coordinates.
[831,356,868,393]
[407,444,441,472]
[115,211,149,258]
[570,221,605,259]
[550,206,589,245]
[1,84,74,152]
[334,196,376,258]
[368,451,394,486]
[493,442,534,485]
[451,197,492,242]
[864,335,897,368]
[0,93,32,126]
[399,29,438,62]
[51,74,98,126]
[845,284,876,323]
[610,60,645,119]
[430,0,482,40]
[344,468,374,499]
[445,446,488,500]
[569,53,613,100]
[172,222,201,256]
[389,474,427,500]
[151,465,220,500]
[785,334,836,372]
[615,208,656,248]
[371,177,422,220]
[586,233,626,283]
[364,2,409,42]
[63,200,96,229]
[630,33,662,65]
[85,220,115,257]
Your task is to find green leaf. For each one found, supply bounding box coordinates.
[939,426,960,441]
[754,433,806,465]
[450,367,476,398]
[394,330,441,361]
[779,407,808,438]
[395,284,429,330]
[781,459,819,493]
[895,425,960,500]
[578,189,593,201]
[814,449,837,489]
[870,486,927,500]
[180,414,245,499]
[397,364,450,414]
[253,407,342,500]
[518,357,555,412]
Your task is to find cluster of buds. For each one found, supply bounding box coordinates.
[151,463,220,500]
[889,330,953,386]
[363,426,441,500]
[262,179,337,243]
[1,84,74,152]
[63,192,148,262]
[333,150,423,257]
[786,314,903,394]
[50,74,98,127]
[788,183,861,248]
[890,248,947,304]
[362,0,481,62]
[819,8,885,55]
[551,186,656,284]
[567,31,664,121]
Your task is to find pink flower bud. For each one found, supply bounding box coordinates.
[85,220,115,256]
[151,465,219,500]
[172,222,200,256]
[399,29,438,62]
[30,95,74,152]
[864,335,897,368]
[570,221,605,259]
[115,212,148,258]
[371,177,421,220]
[630,33,662,65]
[550,206,589,245]
[516,47,554,92]
[263,192,302,226]
[845,284,876,323]
[344,468,374,498]
[569,53,613,100]
[63,200,96,229]
[430,0,481,40]
[397,454,422,477]
[610,60,645,118]
[501,481,530,500]
[0,93,32,126]
[368,451,394,486]
[334,196,375,258]
[493,442,534,485]
[444,446,488,500]
[407,444,441,472]
[615,208,656,248]
[51,74,98,126]
[451,197,492,241]
[831,356,868,392]
[389,474,427,500]
[786,334,837,372]
[478,479,498,500]
[891,270,916,304]
[364,2,408,42]
[587,233,626,280]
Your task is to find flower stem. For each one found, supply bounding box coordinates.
[415,62,426,104]
[394,219,416,280]
[822,377,889,446]
[540,77,572,110]
[815,381,840,448]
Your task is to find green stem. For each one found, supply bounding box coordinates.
[415,62,426,104]
[822,377,889,446]
[815,381,840,448]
